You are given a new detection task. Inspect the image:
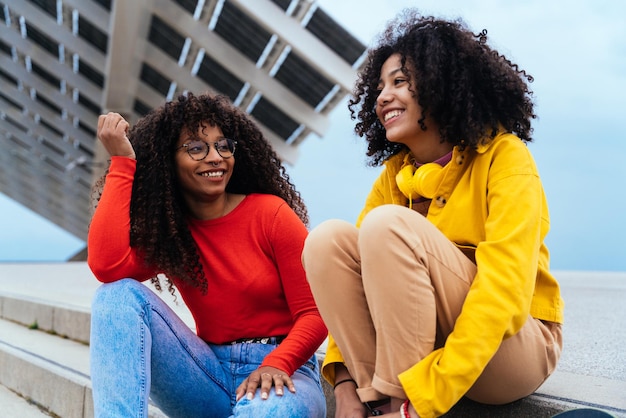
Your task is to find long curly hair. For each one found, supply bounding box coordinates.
[350,9,536,166]
[92,92,308,295]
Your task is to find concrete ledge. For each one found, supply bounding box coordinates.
[1,265,624,418]
[319,361,626,418]
[322,379,624,418]
[320,376,570,418]
[538,371,626,414]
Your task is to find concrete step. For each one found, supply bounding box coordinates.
[0,283,175,418]
[0,383,52,417]
[0,291,91,344]
[0,317,92,417]
[0,316,168,418]
[0,264,625,418]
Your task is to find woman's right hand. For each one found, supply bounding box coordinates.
[97,112,135,159]
[334,381,368,418]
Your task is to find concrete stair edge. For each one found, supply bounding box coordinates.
[0,292,91,344]
[536,371,626,415]
[0,338,92,418]
[0,326,167,418]
[1,292,625,418]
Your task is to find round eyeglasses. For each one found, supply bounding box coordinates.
[178,138,237,160]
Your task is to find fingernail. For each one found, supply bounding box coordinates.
[246,392,253,401]
[261,392,268,400]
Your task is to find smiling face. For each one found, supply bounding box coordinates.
[175,122,235,212]
[376,54,423,145]
[375,53,450,163]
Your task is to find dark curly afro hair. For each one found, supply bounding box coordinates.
[350,9,536,166]
[92,92,308,295]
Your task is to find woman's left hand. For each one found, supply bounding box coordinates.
[236,366,295,401]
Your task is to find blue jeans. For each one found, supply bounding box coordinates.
[90,279,326,418]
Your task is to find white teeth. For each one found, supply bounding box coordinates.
[200,171,224,177]
[384,110,403,122]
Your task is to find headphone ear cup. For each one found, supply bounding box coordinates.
[396,164,417,199]
[395,162,444,199]
[413,162,444,198]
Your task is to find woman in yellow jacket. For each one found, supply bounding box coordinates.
[302,9,564,418]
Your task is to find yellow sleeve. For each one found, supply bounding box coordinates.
[321,333,344,384]
[400,141,547,417]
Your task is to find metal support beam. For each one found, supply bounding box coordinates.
[231,0,357,91]
[101,0,151,115]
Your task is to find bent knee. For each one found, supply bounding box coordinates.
[359,205,418,236]
[234,389,325,418]
[303,219,354,259]
[92,278,146,307]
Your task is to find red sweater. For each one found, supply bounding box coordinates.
[88,157,327,375]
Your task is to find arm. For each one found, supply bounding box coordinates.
[400,140,546,417]
[260,202,327,373]
[332,363,368,418]
[236,200,327,401]
[87,113,154,282]
[96,112,135,159]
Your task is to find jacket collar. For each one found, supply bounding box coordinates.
[475,130,509,154]
[382,130,509,168]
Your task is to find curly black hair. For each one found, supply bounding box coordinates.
[92,92,308,295]
[350,9,536,166]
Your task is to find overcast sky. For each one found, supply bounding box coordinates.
[1,0,625,271]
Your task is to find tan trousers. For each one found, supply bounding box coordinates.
[302,205,562,404]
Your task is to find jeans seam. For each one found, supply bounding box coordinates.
[139,310,147,418]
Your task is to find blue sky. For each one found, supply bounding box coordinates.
[1,0,625,271]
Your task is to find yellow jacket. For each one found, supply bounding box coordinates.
[322,132,564,417]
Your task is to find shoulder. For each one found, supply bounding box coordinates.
[475,132,539,177]
[246,193,287,209]
[476,132,536,162]
[246,195,307,240]
[476,132,531,156]
[245,193,297,219]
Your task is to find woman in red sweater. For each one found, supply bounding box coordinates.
[88,92,327,417]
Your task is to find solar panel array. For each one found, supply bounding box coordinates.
[0,0,365,248]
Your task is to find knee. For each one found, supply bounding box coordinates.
[303,219,353,262]
[92,278,146,310]
[359,205,411,239]
[235,388,325,418]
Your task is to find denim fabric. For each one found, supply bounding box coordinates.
[90,279,326,418]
